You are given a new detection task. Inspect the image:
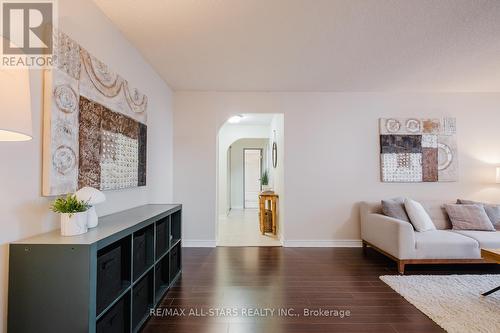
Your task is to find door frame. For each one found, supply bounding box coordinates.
[242,148,263,209]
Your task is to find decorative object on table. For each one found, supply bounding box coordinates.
[75,186,106,228]
[259,193,278,235]
[51,194,91,236]
[272,130,278,168]
[42,29,148,196]
[0,42,32,141]
[261,190,275,195]
[260,169,272,191]
[379,117,457,182]
[380,274,500,333]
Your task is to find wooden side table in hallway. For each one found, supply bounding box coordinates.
[258,192,278,235]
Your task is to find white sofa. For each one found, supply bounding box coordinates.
[360,201,500,274]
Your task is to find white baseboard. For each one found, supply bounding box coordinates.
[182,239,362,248]
[283,239,362,247]
[182,240,216,247]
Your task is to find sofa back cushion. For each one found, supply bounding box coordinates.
[364,200,453,230]
[445,204,495,231]
[420,201,452,230]
[381,198,410,222]
[457,199,500,231]
[360,202,382,215]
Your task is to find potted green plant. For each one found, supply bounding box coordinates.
[261,170,272,191]
[51,194,91,236]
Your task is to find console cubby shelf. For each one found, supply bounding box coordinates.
[8,204,182,333]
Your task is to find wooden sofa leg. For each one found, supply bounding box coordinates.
[398,261,405,275]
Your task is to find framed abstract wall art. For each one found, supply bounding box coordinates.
[42,30,148,196]
[379,117,458,183]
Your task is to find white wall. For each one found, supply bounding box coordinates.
[229,138,269,209]
[0,0,173,331]
[174,92,500,246]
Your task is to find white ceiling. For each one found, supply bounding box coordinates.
[93,0,500,92]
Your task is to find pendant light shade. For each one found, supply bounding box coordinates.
[0,37,32,141]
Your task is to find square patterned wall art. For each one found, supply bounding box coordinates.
[42,30,148,196]
[379,118,458,183]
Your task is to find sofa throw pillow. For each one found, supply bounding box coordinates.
[404,199,437,232]
[445,204,495,231]
[457,199,500,230]
[381,197,410,222]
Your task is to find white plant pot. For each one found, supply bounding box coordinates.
[262,185,273,192]
[60,211,88,236]
[87,206,98,228]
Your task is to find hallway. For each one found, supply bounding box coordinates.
[217,209,281,247]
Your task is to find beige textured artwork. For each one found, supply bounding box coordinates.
[437,135,458,182]
[42,30,148,196]
[379,117,458,183]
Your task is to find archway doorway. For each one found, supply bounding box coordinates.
[216,114,284,246]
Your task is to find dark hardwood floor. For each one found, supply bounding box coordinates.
[143,247,499,333]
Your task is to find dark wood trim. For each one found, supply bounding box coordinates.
[362,240,492,275]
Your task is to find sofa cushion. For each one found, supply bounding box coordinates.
[451,230,500,248]
[420,201,452,230]
[444,204,495,231]
[414,230,480,259]
[381,197,410,222]
[405,199,436,232]
[457,199,500,230]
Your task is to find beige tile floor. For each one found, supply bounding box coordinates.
[217,209,281,246]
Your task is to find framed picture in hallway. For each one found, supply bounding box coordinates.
[379,117,458,183]
[272,142,278,168]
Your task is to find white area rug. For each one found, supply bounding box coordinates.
[380,275,500,333]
